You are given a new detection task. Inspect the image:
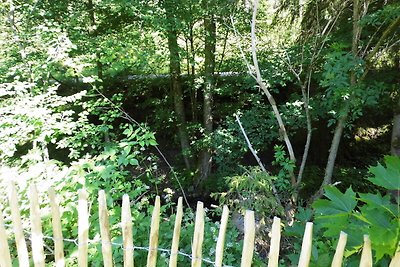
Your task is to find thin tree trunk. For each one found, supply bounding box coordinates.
[313,0,363,200]
[7,0,31,78]
[165,1,192,169]
[7,0,25,59]
[391,97,400,156]
[312,5,400,202]
[87,0,103,82]
[251,0,296,185]
[199,7,216,181]
[189,22,198,122]
[390,96,400,201]
[296,81,312,186]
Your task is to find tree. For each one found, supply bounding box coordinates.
[199,0,217,181]
[163,0,193,169]
[244,0,400,203]
[316,0,400,199]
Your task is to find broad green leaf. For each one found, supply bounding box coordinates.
[313,186,357,214]
[369,222,399,260]
[359,206,393,228]
[368,156,400,190]
[358,193,398,216]
[314,213,349,237]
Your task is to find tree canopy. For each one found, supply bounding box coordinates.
[0,0,399,265]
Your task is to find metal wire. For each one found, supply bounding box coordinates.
[2,223,236,267]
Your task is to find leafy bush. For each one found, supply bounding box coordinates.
[283,156,399,266]
[312,155,400,264]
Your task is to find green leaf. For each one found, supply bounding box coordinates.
[149,139,158,146]
[129,158,139,166]
[123,125,133,137]
[314,186,357,214]
[314,213,349,237]
[123,145,132,155]
[368,156,400,190]
[369,220,399,260]
[359,206,392,228]
[358,193,398,216]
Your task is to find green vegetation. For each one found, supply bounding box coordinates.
[285,156,400,266]
[0,0,399,265]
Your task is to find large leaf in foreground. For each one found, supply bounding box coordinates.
[313,186,357,214]
[368,156,400,190]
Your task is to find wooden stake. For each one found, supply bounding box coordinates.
[8,183,29,266]
[122,194,134,267]
[98,190,113,267]
[331,231,347,267]
[78,189,89,267]
[215,205,229,267]
[359,235,372,267]
[147,196,160,267]
[389,251,400,267]
[192,202,204,267]
[240,210,255,267]
[30,184,45,267]
[0,209,12,267]
[267,216,281,267]
[48,187,65,267]
[169,197,183,267]
[298,222,313,267]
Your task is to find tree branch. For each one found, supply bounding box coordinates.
[235,114,282,207]
[250,0,296,185]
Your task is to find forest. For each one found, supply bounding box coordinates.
[0,0,399,266]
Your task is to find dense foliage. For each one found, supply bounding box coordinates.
[0,0,399,265]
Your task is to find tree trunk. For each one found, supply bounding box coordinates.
[165,1,192,169]
[87,0,103,83]
[251,0,296,185]
[189,21,198,122]
[391,98,400,156]
[313,0,363,201]
[199,8,216,181]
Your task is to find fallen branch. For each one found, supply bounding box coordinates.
[235,114,282,207]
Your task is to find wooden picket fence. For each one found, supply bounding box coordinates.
[0,183,399,267]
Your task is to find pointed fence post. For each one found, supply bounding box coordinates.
[359,235,372,267]
[215,205,229,267]
[8,183,29,266]
[30,184,45,267]
[192,202,205,267]
[78,189,89,267]
[389,251,400,267]
[0,210,12,267]
[267,216,281,267]
[122,194,134,267]
[98,190,113,267]
[147,196,160,267]
[240,210,255,267]
[48,187,65,267]
[169,197,183,267]
[331,231,347,267]
[298,222,313,267]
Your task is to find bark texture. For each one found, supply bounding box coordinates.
[313,0,364,200]
[251,0,296,185]
[87,0,103,82]
[199,6,216,181]
[391,97,400,156]
[165,1,192,169]
[390,97,400,201]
